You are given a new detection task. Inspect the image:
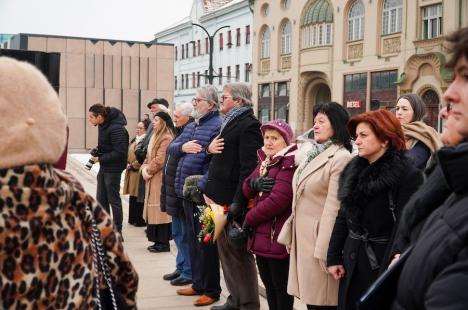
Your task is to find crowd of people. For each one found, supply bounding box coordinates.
[0,26,467,310]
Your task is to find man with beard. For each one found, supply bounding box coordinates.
[167,86,223,307]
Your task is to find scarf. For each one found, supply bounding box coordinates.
[295,139,333,183]
[135,133,145,146]
[220,105,249,133]
[402,121,443,152]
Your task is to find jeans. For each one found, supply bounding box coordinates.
[256,255,293,310]
[96,171,123,232]
[172,210,192,279]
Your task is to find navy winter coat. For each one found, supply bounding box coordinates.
[168,111,222,198]
[98,107,129,173]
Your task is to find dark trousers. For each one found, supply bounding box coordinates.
[255,255,294,310]
[96,171,123,232]
[218,229,260,310]
[128,196,145,225]
[307,306,337,310]
[183,199,221,299]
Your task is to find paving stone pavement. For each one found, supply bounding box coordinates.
[67,154,306,310]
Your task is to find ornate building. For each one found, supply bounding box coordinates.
[252,0,468,133]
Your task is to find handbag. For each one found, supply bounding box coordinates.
[87,205,128,310]
[357,245,414,310]
[277,214,294,246]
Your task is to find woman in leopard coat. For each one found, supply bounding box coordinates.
[0,57,138,309]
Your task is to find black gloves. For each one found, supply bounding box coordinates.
[228,202,244,219]
[184,186,205,205]
[250,177,275,193]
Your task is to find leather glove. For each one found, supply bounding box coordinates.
[228,202,244,219]
[250,177,275,193]
[184,186,205,205]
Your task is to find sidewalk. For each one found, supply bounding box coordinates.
[67,154,306,310]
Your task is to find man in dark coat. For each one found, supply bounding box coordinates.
[160,102,194,285]
[204,83,263,310]
[88,103,129,233]
[167,85,223,307]
[390,26,468,310]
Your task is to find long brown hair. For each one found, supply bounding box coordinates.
[152,115,174,148]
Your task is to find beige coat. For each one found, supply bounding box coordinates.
[123,139,141,197]
[141,133,172,225]
[287,144,352,306]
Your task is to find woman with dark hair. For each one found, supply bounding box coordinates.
[326,109,423,310]
[286,102,353,310]
[395,93,442,169]
[141,112,174,252]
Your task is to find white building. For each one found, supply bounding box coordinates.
[154,0,253,104]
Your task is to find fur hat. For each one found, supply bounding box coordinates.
[0,57,67,169]
[261,119,294,145]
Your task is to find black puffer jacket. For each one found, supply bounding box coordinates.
[98,107,129,173]
[391,143,468,310]
[160,120,193,216]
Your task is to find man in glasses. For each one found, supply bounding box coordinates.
[204,83,263,310]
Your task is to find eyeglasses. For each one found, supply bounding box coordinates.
[220,95,233,101]
[136,127,144,129]
[192,97,207,104]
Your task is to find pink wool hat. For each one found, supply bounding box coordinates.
[0,57,67,169]
[261,119,294,145]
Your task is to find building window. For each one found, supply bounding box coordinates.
[275,82,289,121]
[422,4,443,39]
[219,33,224,50]
[218,68,223,85]
[227,66,231,82]
[301,0,333,48]
[348,0,365,41]
[283,0,291,9]
[281,20,292,55]
[421,89,440,129]
[370,70,398,110]
[185,43,189,57]
[258,84,272,123]
[192,72,195,88]
[260,27,271,58]
[246,25,251,44]
[197,72,200,87]
[245,63,251,82]
[197,39,201,56]
[174,76,177,90]
[344,72,367,116]
[175,46,178,60]
[192,42,196,57]
[382,0,402,35]
[185,73,189,89]
[235,65,240,81]
[182,45,185,59]
[205,37,209,54]
[236,28,241,46]
[181,74,184,89]
[204,70,208,85]
[228,31,232,48]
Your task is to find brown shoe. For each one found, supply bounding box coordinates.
[193,295,219,307]
[176,287,201,296]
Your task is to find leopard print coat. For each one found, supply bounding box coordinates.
[0,164,138,309]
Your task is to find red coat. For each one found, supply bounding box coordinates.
[243,144,297,259]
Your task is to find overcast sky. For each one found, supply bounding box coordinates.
[0,0,193,42]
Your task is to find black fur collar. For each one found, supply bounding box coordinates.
[338,148,409,219]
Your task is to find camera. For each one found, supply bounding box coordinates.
[85,147,101,170]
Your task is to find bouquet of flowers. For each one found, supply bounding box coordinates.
[197,202,228,244]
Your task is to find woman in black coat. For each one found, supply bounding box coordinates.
[327,110,423,310]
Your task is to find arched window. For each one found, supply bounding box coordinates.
[281,21,292,55]
[348,0,365,41]
[382,0,402,34]
[261,27,271,58]
[301,0,333,49]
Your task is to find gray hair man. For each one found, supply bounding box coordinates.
[204,82,263,310]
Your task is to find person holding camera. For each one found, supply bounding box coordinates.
[88,103,129,234]
[242,120,297,310]
[123,119,151,227]
[204,83,263,310]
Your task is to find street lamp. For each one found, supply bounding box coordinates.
[192,23,230,85]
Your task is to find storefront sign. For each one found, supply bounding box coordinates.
[346,100,362,108]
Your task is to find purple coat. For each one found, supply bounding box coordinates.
[243,144,297,259]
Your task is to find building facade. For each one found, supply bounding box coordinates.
[252,0,468,133]
[154,0,253,104]
[7,33,174,149]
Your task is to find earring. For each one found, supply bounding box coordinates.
[381,144,385,148]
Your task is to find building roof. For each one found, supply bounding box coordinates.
[302,0,333,25]
[203,0,234,12]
